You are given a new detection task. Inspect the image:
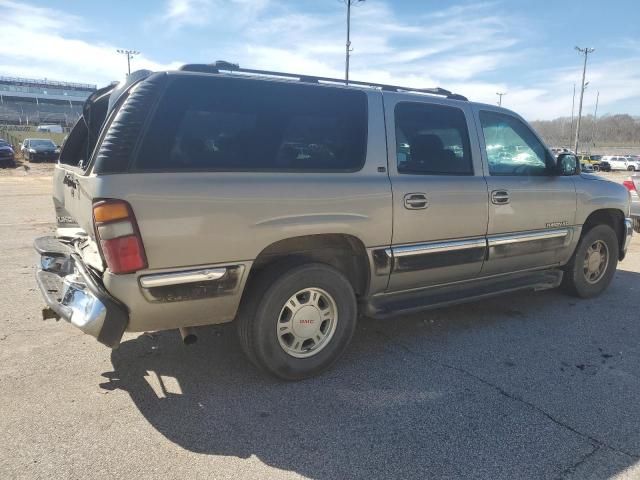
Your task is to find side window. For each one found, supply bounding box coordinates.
[394,102,473,175]
[479,110,554,176]
[135,76,368,172]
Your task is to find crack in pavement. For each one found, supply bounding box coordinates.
[555,443,600,480]
[373,329,640,463]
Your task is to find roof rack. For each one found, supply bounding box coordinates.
[179,60,468,101]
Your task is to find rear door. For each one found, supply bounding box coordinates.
[474,107,577,275]
[384,94,489,292]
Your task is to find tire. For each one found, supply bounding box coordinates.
[237,263,357,380]
[633,218,640,234]
[628,166,636,172]
[562,224,619,298]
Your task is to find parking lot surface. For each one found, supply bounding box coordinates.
[1,166,640,479]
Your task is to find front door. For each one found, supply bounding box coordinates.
[385,95,489,292]
[474,107,577,275]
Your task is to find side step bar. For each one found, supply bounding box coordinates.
[363,269,563,320]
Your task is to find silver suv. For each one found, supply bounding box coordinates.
[35,63,634,380]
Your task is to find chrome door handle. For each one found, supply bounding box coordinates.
[491,190,510,205]
[404,193,428,210]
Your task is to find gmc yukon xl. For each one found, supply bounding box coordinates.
[35,62,633,380]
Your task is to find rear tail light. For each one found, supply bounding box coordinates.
[93,199,147,274]
[623,179,637,192]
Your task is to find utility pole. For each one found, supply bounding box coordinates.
[574,46,595,154]
[496,92,506,106]
[344,0,365,84]
[116,49,140,76]
[569,83,576,146]
[591,90,600,149]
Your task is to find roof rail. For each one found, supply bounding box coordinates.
[179,60,468,101]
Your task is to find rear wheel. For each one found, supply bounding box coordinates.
[237,263,357,380]
[562,224,619,298]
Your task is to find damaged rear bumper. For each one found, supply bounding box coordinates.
[34,236,128,347]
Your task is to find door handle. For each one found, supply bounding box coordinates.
[404,193,428,210]
[491,190,510,205]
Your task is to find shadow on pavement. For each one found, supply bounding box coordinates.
[102,270,640,479]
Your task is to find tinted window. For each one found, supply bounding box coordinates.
[135,76,367,172]
[394,102,473,175]
[479,111,554,176]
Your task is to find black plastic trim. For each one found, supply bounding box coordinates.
[364,268,563,319]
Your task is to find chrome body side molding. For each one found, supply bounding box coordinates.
[388,237,486,258]
[487,228,570,247]
[140,268,227,288]
[385,237,487,274]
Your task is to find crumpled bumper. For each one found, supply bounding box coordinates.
[34,236,128,347]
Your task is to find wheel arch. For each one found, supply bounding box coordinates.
[581,208,626,259]
[246,234,371,299]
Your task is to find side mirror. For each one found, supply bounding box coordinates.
[556,153,578,176]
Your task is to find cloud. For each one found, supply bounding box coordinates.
[0,0,181,85]
[1,0,638,120]
[153,0,271,32]
[161,0,214,29]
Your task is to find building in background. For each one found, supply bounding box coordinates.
[0,76,96,127]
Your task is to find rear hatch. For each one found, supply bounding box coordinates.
[52,70,155,272]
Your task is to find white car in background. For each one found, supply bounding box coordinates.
[601,155,640,171]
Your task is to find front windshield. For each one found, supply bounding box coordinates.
[30,140,56,148]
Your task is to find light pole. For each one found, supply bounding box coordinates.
[569,83,575,146]
[496,92,506,106]
[344,0,365,84]
[591,90,600,149]
[574,46,595,154]
[116,49,140,76]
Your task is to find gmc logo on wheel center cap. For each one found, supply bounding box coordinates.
[299,319,314,325]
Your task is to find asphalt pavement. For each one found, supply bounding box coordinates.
[1,166,640,479]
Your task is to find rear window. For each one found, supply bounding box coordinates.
[134,75,368,172]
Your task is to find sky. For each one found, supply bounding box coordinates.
[0,0,638,121]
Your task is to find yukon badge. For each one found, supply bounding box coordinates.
[546,221,568,228]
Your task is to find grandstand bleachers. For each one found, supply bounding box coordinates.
[0,76,95,126]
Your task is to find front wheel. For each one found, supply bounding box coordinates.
[237,263,357,380]
[562,224,619,298]
[628,166,636,172]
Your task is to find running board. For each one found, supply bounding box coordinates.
[363,269,563,320]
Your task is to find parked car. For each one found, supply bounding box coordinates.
[551,147,574,157]
[581,162,595,173]
[601,155,640,171]
[598,160,611,172]
[0,139,16,167]
[623,175,640,233]
[22,138,60,162]
[577,154,601,169]
[36,124,64,134]
[34,63,633,380]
